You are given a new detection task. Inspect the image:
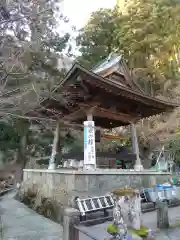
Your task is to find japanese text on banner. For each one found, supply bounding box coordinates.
[84,121,96,165]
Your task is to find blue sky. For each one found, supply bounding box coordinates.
[64,0,116,29]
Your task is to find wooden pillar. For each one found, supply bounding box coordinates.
[48,122,60,170]
[130,122,143,171]
[83,110,96,170]
[87,113,93,121]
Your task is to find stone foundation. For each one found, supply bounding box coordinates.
[22,169,171,205]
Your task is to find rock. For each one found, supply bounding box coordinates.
[156,200,169,229]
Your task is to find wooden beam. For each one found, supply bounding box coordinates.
[89,93,160,118]
[63,105,98,121]
[85,91,144,117]
[94,107,138,123]
[103,134,127,140]
[63,108,85,120]
[79,104,139,123]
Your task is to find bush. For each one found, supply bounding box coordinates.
[19,187,60,222]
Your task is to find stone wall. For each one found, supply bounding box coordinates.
[22,169,171,206]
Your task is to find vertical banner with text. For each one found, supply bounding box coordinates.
[84,121,96,166]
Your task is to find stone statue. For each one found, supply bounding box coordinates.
[107,188,152,240]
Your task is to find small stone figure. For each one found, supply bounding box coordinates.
[107,187,151,239]
[107,188,137,239]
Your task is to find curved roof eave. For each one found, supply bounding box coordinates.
[53,62,179,109]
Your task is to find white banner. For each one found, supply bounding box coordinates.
[84,121,96,166]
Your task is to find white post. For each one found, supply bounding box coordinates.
[83,113,96,170]
[48,122,60,170]
[130,122,143,171]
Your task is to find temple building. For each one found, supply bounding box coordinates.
[28,53,178,170]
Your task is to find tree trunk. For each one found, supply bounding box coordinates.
[16,133,28,181]
[48,122,60,169]
[16,120,29,181]
[17,135,27,164]
[139,137,161,169]
[139,146,152,169]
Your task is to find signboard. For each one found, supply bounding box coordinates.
[84,121,96,166]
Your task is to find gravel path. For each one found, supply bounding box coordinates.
[0,191,63,240]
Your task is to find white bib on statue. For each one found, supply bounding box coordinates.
[130,195,141,230]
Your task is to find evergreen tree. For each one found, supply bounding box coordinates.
[77,0,180,96]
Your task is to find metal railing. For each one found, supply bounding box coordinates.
[76,195,114,217]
